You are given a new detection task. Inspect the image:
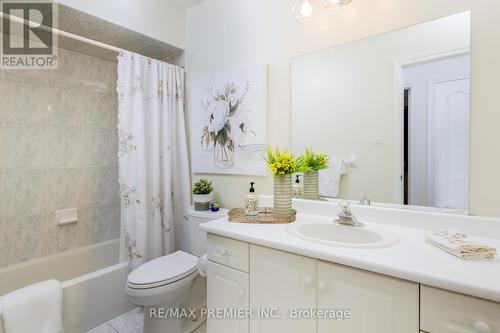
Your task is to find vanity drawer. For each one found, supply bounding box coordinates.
[207,234,249,272]
[421,285,500,333]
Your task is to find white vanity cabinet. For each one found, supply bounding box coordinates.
[207,261,249,333]
[317,261,419,333]
[205,234,500,333]
[249,245,317,333]
[206,234,250,333]
[420,286,500,333]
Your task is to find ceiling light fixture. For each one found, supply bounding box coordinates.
[292,0,352,22]
[292,0,318,23]
[321,0,352,10]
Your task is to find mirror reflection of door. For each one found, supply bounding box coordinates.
[402,53,470,209]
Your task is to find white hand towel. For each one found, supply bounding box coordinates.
[1,279,64,333]
[319,158,345,198]
[0,299,5,333]
[425,229,497,260]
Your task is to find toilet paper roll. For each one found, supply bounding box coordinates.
[197,254,208,277]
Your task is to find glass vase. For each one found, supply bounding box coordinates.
[274,174,293,216]
[213,141,235,168]
[303,171,319,200]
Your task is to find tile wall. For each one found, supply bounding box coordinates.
[0,47,120,267]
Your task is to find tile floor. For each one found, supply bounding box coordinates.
[87,307,207,333]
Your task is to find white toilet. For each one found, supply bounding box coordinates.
[125,207,228,333]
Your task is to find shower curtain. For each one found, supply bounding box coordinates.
[116,51,191,267]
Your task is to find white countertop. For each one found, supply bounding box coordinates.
[200,214,500,303]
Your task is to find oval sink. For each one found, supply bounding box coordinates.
[288,220,399,249]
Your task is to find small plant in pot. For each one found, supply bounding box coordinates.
[297,148,330,200]
[192,179,214,211]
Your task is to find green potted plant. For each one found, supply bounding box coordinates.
[297,148,330,200]
[265,147,299,216]
[192,179,214,211]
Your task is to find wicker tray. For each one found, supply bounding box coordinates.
[228,207,296,224]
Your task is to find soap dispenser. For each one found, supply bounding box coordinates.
[292,175,304,199]
[244,182,259,216]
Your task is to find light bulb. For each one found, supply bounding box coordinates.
[292,0,317,22]
[300,0,313,17]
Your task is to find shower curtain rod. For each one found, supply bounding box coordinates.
[0,12,175,63]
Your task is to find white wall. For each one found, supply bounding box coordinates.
[57,0,186,49]
[185,0,500,217]
[291,13,469,203]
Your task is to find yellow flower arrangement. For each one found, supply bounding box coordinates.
[265,147,298,176]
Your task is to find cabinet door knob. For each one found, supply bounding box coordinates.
[216,248,228,256]
[304,277,313,286]
[318,282,327,292]
[473,321,491,333]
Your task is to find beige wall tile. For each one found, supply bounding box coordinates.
[3,123,48,169]
[2,45,119,268]
[5,169,48,217]
[84,128,115,166]
[0,215,6,268]
[84,91,117,129]
[47,168,84,211]
[84,167,118,206]
[0,169,4,216]
[4,215,48,266]
[46,86,84,127]
[82,204,120,245]
[47,126,83,168]
[0,74,49,124]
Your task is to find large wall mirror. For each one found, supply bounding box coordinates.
[291,12,471,212]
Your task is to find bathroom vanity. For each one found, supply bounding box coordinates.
[200,197,500,333]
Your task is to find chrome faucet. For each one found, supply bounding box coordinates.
[359,193,371,206]
[334,201,365,227]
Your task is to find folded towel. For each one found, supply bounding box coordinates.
[425,229,497,260]
[319,158,345,198]
[0,300,5,333]
[1,280,64,333]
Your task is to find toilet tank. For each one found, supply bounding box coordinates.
[187,207,228,257]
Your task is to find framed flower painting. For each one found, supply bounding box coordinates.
[190,64,268,176]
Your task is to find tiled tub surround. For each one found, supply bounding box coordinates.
[0,48,120,268]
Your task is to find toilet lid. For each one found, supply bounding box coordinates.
[127,251,199,288]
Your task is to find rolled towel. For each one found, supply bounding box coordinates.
[425,229,497,260]
[1,279,63,333]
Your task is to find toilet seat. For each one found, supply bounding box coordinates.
[127,251,199,290]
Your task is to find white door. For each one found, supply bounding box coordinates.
[249,245,316,333]
[402,53,470,208]
[429,78,470,209]
[207,261,249,333]
[317,261,419,333]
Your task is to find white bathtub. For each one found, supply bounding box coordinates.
[0,239,135,333]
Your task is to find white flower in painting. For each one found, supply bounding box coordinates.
[230,112,255,146]
[206,100,229,134]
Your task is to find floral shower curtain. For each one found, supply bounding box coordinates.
[117,51,191,268]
